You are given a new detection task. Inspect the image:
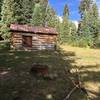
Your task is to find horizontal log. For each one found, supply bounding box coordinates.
[32,39,55,41]
[13,42,22,44]
[13,35,22,37]
[13,39,22,41]
[14,37,22,38]
[13,38,22,40]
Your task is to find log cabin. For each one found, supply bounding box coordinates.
[10,24,58,51]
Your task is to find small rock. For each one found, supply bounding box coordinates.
[21,80,26,84]
[12,91,18,94]
[44,73,58,80]
[46,94,53,99]
[0,71,8,75]
[8,68,11,70]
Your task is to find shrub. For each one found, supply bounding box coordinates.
[0,40,10,50]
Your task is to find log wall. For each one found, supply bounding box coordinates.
[11,32,57,50]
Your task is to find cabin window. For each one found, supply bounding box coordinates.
[22,35,32,47]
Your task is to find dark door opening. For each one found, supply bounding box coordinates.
[22,35,32,47]
[0,35,4,41]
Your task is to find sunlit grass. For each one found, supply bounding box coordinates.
[61,45,100,100]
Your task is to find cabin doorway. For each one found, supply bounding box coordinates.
[0,35,4,41]
[22,35,32,47]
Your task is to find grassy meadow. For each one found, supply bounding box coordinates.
[0,44,100,100]
[61,45,100,100]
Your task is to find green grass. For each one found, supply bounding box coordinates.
[0,45,100,100]
[61,45,100,100]
[0,49,76,100]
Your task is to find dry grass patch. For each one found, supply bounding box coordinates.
[61,45,100,100]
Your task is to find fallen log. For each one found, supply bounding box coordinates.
[63,68,89,100]
[63,86,77,100]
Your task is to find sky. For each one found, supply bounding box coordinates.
[49,0,100,21]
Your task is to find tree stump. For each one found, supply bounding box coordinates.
[30,63,49,76]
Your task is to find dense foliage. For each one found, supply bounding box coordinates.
[31,0,58,27]
[0,0,3,19]
[0,0,100,48]
[77,0,100,47]
[0,0,58,39]
[0,0,15,39]
[58,4,77,44]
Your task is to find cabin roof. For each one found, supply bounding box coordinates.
[10,24,58,35]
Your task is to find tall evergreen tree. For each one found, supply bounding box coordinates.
[63,4,69,24]
[40,0,48,26]
[14,0,35,24]
[31,0,48,26]
[0,0,15,39]
[59,4,70,44]
[0,0,3,20]
[90,3,100,46]
[13,0,24,24]
[78,0,100,47]
[79,0,93,18]
[46,6,58,27]
[92,3,99,18]
[21,0,35,24]
[31,3,43,26]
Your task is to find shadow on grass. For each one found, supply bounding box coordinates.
[71,64,100,100]
[0,49,76,100]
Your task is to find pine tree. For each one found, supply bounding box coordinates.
[78,11,94,47]
[40,0,48,26]
[0,0,3,20]
[31,0,48,26]
[78,0,100,47]
[63,4,69,24]
[13,0,35,24]
[92,3,99,18]
[79,0,93,18]
[46,6,58,27]
[31,3,43,26]
[13,0,23,24]
[0,0,15,39]
[90,3,100,46]
[21,0,35,24]
[59,4,70,44]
